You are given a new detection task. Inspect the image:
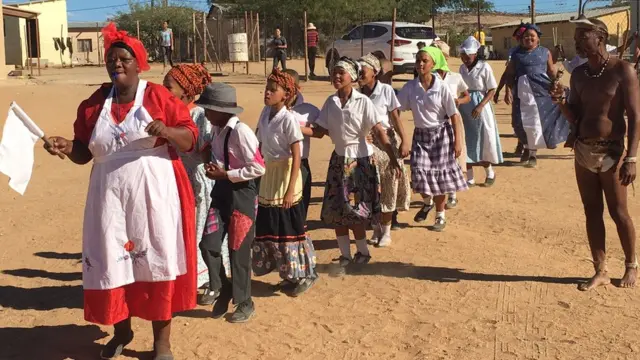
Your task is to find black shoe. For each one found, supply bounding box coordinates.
[430,216,446,232]
[515,142,524,156]
[211,295,232,319]
[484,176,496,187]
[198,287,219,306]
[520,149,530,164]
[525,157,537,168]
[353,252,372,265]
[391,212,400,230]
[414,203,434,223]
[229,300,255,323]
[100,331,134,359]
[291,276,318,297]
[446,196,458,209]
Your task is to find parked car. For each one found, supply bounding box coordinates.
[325,21,439,75]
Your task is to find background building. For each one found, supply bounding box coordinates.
[490,6,630,60]
[68,22,107,66]
[3,0,68,68]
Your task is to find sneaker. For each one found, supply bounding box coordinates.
[431,217,446,232]
[229,300,255,323]
[353,252,372,264]
[414,203,434,223]
[484,176,496,187]
[446,196,458,209]
[291,276,318,297]
[391,212,400,230]
[100,331,134,359]
[198,287,219,306]
[211,295,232,319]
[525,157,537,168]
[376,233,392,248]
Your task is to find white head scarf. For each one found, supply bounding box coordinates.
[357,53,381,74]
[335,59,359,82]
[459,36,481,55]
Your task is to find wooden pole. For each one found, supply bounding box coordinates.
[531,0,536,24]
[35,18,41,76]
[192,12,197,64]
[26,23,33,76]
[390,8,396,60]
[245,11,249,74]
[136,20,140,39]
[303,11,309,81]
[203,12,208,64]
[256,13,261,65]
[360,11,364,57]
[96,22,101,66]
[232,18,235,73]
[263,14,267,77]
[249,11,254,61]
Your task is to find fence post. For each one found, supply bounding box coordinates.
[360,11,364,57]
[264,14,267,77]
[136,20,140,39]
[245,11,250,75]
[304,11,308,81]
[390,8,396,61]
[96,22,101,66]
[192,12,197,64]
[249,11,254,61]
[255,12,260,65]
[203,12,208,64]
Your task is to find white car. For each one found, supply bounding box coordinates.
[326,21,439,74]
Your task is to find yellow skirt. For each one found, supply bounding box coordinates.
[258,159,304,207]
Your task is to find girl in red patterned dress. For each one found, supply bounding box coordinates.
[44,23,197,360]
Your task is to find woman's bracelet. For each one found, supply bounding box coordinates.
[624,157,637,164]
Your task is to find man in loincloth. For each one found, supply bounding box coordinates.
[551,18,640,290]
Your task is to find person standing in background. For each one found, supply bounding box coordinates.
[161,20,174,74]
[473,25,486,60]
[271,27,288,70]
[307,23,319,78]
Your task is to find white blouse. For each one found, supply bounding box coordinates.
[397,76,458,129]
[316,89,380,158]
[458,61,498,93]
[365,81,401,129]
[256,106,303,162]
[291,93,320,160]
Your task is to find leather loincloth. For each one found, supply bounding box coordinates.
[574,138,624,173]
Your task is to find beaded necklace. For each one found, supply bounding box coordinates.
[584,55,609,78]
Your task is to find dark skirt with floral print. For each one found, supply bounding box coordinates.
[320,151,381,226]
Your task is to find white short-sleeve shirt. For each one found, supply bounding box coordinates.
[458,61,498,92]
[365,81,401,129]
[315,89,380,158]
[440,72,468,99]
[256,106,303,161]
[291,93,320,160]
[397,76,458,129]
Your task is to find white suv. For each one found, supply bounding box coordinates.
[326,22,439,74]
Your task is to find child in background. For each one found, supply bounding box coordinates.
[253,69,318,296]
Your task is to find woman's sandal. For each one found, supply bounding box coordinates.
[100,331,134,359]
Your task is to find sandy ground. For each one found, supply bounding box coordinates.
[1,58,639,360]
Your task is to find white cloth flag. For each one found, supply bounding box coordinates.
[0,102,45,195]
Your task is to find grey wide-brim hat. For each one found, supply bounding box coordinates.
[195,82,244,114]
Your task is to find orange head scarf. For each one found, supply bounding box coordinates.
[167,64,212,98]
[102,22,150,72]
[267,68,297,105]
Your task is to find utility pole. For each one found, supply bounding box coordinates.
[151,0,155,7]
[531,0,536,24]
[477,0,481,36]
[578,0,583,15]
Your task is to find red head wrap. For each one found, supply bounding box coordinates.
[102,22,150,72]
[267,68,298,104]
[167,64,212,98]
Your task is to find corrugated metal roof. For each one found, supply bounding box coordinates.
[69,21,108,29]
[490,6,629,29]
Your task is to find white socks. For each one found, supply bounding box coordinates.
[355,238,370,256]
[337,235,351,259]
[378,224,392,247]
[449,192,457,200]
[436,211,445,220]
[485,165,495,179]
[467,167,475,185]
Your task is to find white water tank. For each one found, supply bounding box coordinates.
[228,33,248,62]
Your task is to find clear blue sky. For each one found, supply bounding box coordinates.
[1,0,616,22]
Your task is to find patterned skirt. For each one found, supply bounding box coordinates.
[320,151,381,226]
[411,123,468,196]
[253,159,317,280]
[372,128,411,213]
[460,91,504,165]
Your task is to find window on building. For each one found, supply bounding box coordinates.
[78,39,93,53]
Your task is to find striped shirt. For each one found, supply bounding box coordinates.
[307,30,319,48]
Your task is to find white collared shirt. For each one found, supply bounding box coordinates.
[256,106,304,162]
[210,116,265,183]
[397,76,458,129]
[458,61,497,92]
[291,93,320,159]
[365,81,401,129]
[316,88,379,158]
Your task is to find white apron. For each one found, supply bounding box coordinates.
[82,80,186,290]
